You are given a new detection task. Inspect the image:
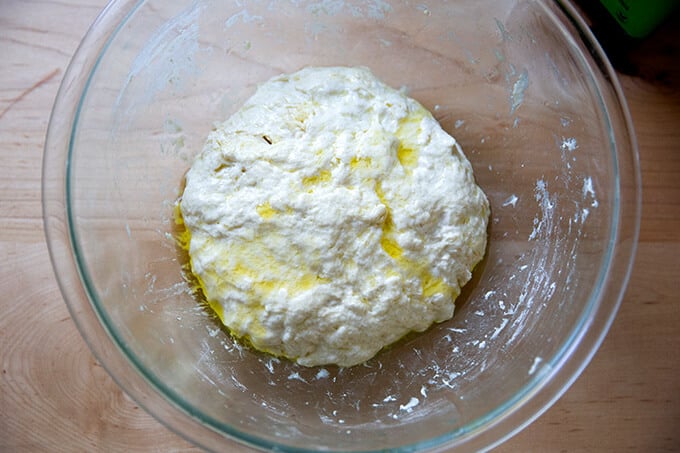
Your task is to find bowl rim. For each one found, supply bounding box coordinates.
[42,0,641,451]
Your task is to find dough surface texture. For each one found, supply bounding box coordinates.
[180,66,489,367]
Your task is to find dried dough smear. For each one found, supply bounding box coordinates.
[180,66,489,367]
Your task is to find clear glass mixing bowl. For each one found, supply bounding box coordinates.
[43,0,640,451]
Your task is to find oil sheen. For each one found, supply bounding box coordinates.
[179,66,489,367]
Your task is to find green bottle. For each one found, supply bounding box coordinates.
[574,0,679,72]
[598,0,679,39]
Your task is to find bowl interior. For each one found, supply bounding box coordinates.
[62,0,632,450]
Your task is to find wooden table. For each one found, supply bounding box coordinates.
[1,1,678,451]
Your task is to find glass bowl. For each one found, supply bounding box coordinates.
[43,0,640,451]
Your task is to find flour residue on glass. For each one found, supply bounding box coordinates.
[509,68,529,114]
[113,1,204,135]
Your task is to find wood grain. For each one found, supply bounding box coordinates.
[1,1,678,452]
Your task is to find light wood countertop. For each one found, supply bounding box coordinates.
[1,1,678,451]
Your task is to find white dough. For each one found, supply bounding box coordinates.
[180,66,489,367]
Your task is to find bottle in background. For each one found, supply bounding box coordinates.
[575,0,679,73]
[599,0,679,39]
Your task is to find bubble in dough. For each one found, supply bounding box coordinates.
[179,66,489,367]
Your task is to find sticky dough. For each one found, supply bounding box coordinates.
[180,66,489,367]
